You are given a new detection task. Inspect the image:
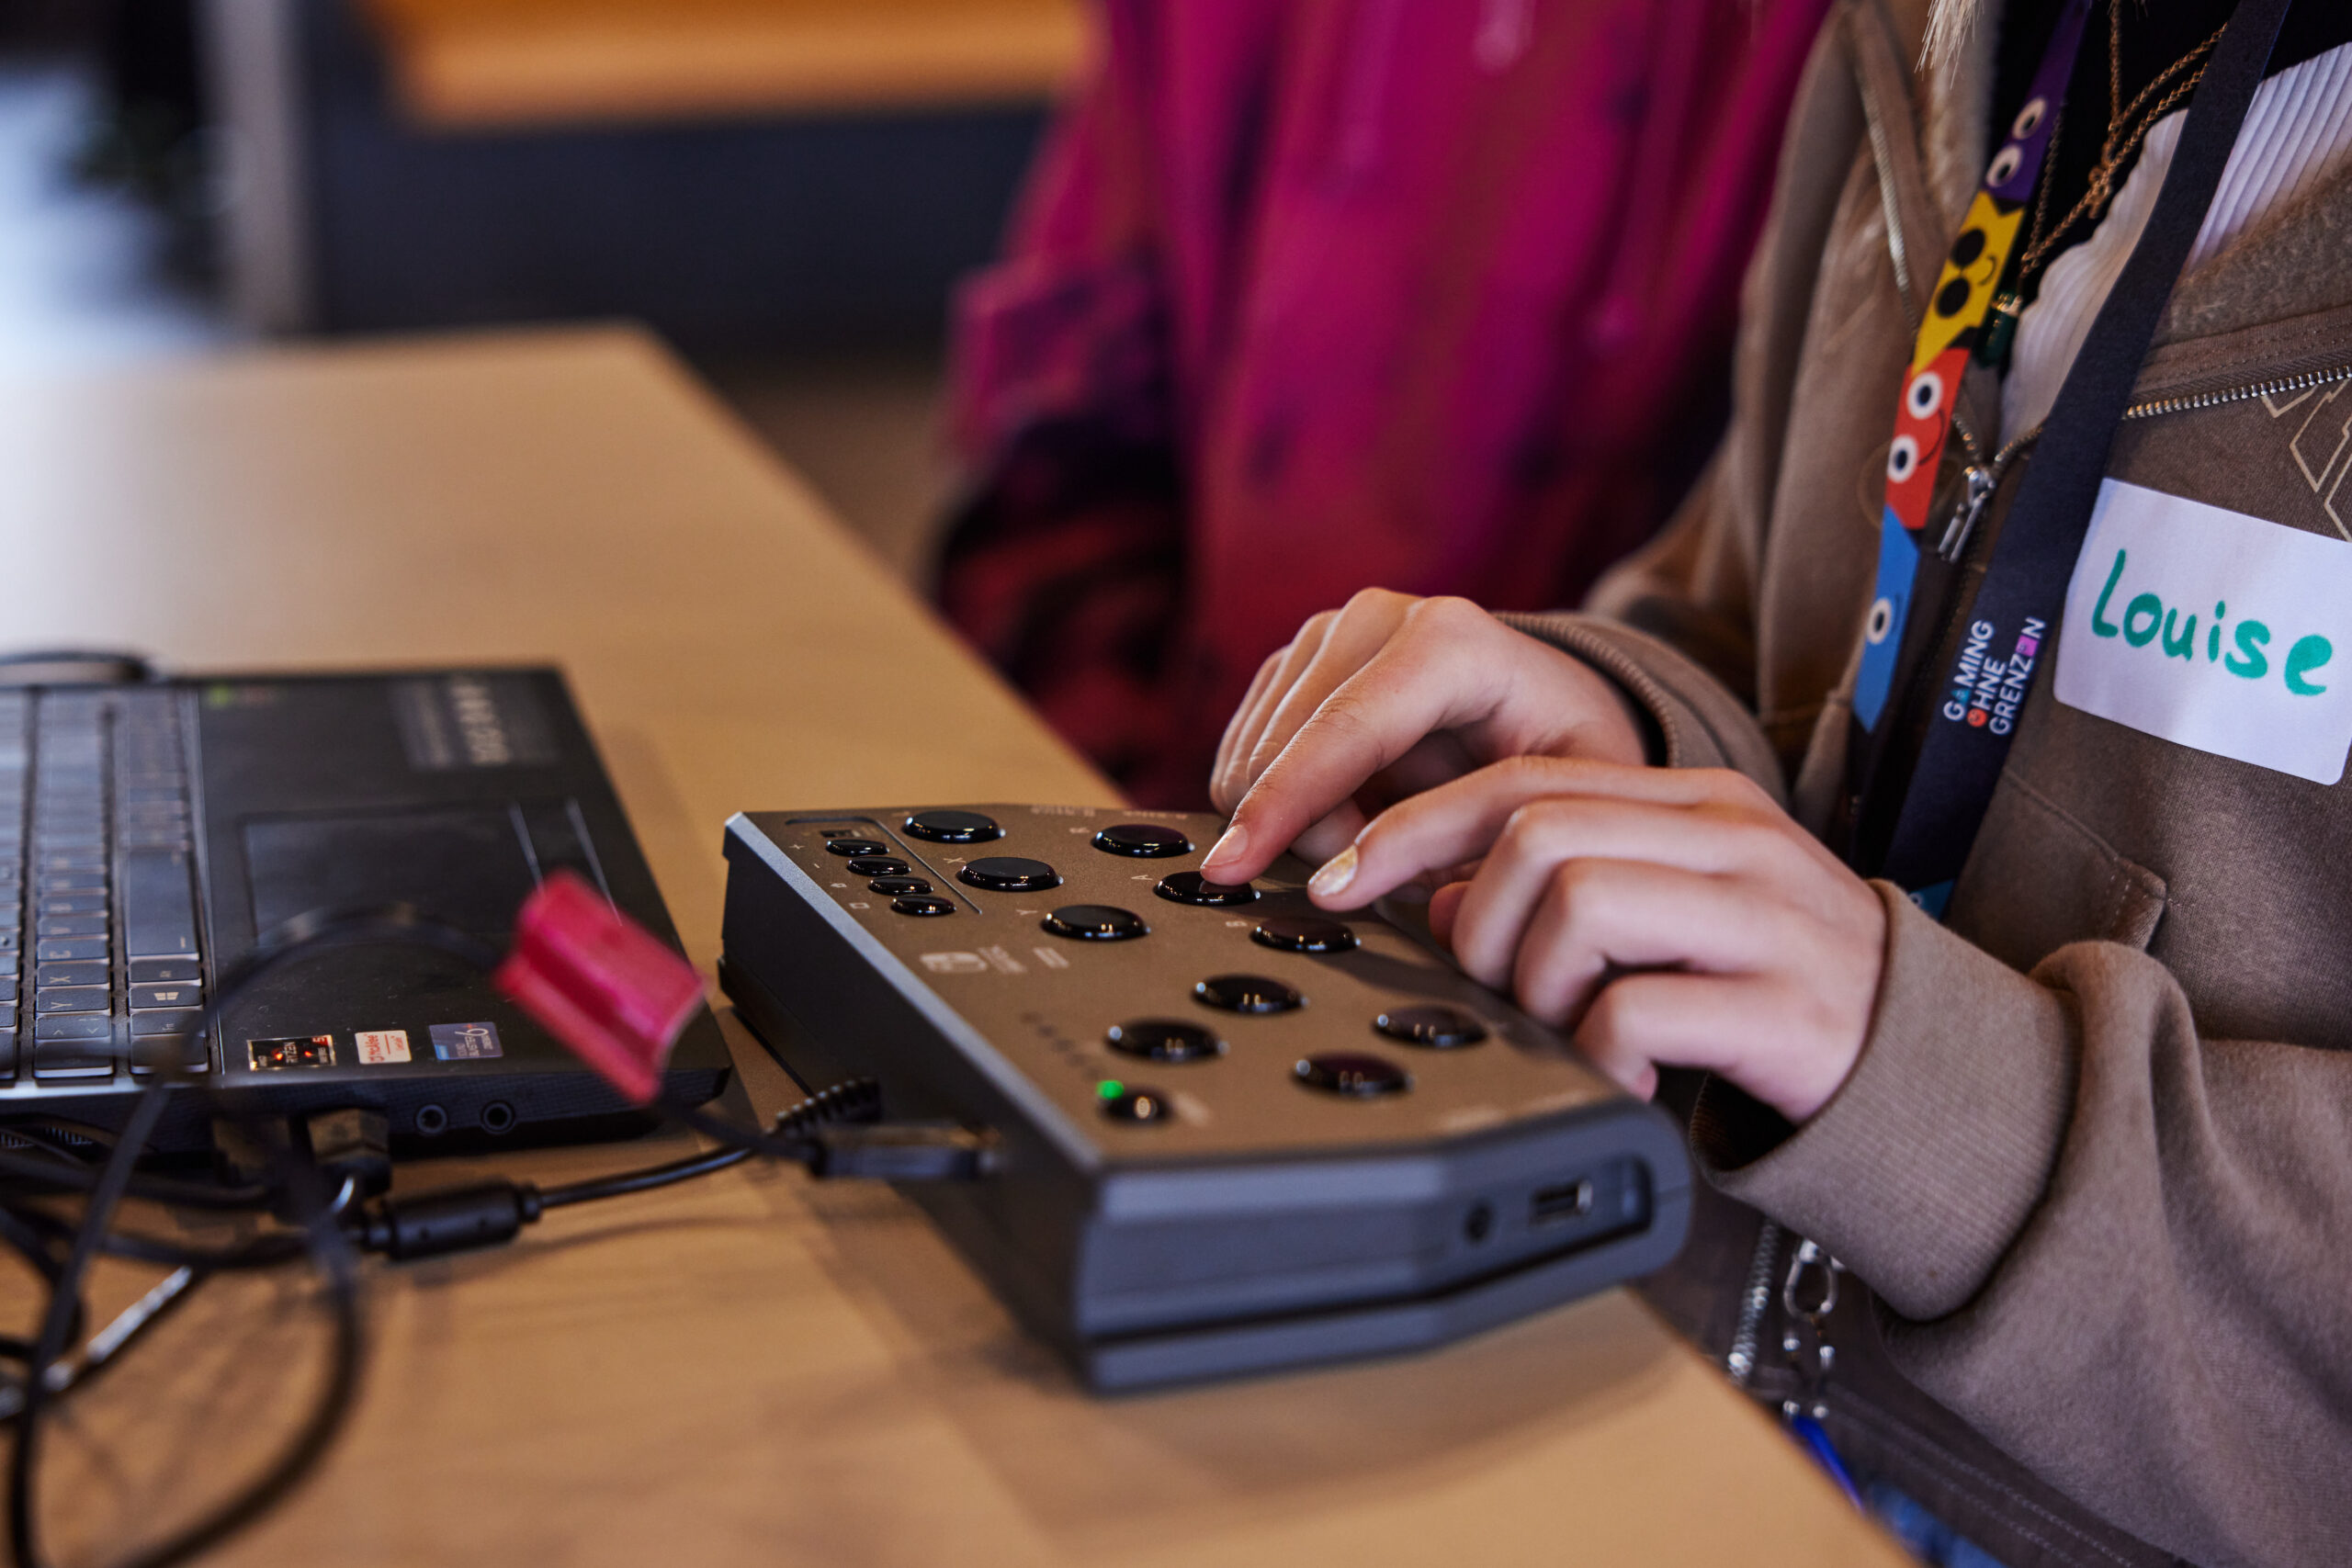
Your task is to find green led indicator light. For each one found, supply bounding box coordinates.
[1096,1079,1125,1100]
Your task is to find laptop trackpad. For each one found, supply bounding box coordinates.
[244,806,538,938]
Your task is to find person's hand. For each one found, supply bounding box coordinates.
[1202,592,1647,882]
[1303,758,1886,1123]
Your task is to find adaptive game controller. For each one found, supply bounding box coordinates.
[718,806,1690,1389]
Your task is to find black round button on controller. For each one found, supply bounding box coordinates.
[868,875,933,896]
[1251,916,1358,953]
[958,856,1062,892]
[1374,1006,1487,1049]
[1295,1053,1410,1097]
[1100,1086,1174,1123]
[903,810,1002,843]
[1041,904,1148,941]
[1154,871,1258,908]
[1093,822,1193,857]
[1106,1019,1224,1063]
[845,855,909,877]
[1193,974,1302,1013]
[825,839,888,857]
[890,896,956,918]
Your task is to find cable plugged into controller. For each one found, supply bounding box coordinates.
[340,933,999,1258]
[354,1119,992,1262]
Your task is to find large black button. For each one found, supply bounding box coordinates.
[1374,1006,1487,1049]
[868,875,933,896]
[1295,1053,1410,1097]
[1193,974,1302,1013]
[1154,871,1258,908]
[845,855,909,877]
[825,839,887,857]
[1042,904,1148,941]
[904,810,1002,843]
[1106,1019,1223,1063]
[959,856,1062,892]
[1251,917,1358,954]
[1100,1085,1174,1123]
[1093,823,1193,857]
[891,896,956,918]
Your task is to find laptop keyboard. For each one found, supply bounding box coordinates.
[0,688,208,1086]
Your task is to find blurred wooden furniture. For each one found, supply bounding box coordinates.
[0,329,1907,1567]
[199,0,1065,342]
[363,0,1088,129]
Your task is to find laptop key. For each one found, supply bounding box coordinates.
[35,937,107,962]
[34,986,109,1014]
[32,1035,114,1080]
[0,1029,15,1080]
[120,850,199,959]
[36,915,107,939]
[130,1007,203,1038]
[33,852,102,874]
[130,983,201,1010]
[129,1032,209,1077]
[32,893,107,916]
[35,960,107,987]
[33,1013,112,1043]
[130,957,201,985]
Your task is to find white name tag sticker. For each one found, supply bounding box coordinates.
[2057,479,2352,784]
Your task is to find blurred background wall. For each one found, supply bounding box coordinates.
[0,0,1081,578]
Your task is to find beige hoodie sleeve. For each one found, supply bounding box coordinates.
[1693,890,2352,1567]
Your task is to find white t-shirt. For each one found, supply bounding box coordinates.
[2000,39,2352,445]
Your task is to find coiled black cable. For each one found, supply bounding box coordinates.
[6,904,500,1568]
[0,898,927,1568]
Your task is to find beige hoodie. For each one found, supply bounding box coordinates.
[1507,2,2352,1563]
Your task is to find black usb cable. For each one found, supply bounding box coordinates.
[0,905,987,1568]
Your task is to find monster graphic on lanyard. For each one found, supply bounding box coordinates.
[1852,0,2094,731]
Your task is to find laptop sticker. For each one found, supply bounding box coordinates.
[2058,480,2352,784]
[355,1029,412,1065]
[250,1035,336,1070]
[429,1021,503,1061]
[390,673,557,771]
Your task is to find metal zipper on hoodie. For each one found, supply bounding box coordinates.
[1934,358,2352,561]
[1936,413,2037,563]
[2120,358,2352,420]
[1725,1220,1783,1385]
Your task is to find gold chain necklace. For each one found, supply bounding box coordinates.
[1983,5,2228,364]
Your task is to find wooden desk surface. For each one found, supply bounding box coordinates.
[0,329,1905,1566]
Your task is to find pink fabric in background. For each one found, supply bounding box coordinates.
[944,0,1832,806]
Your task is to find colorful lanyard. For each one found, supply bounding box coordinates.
[1851,0,2093,734]
[1851,0,2291,913]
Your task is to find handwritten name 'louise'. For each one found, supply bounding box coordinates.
[2085,548,2334,694]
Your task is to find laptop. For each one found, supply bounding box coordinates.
[0,664,730,1153]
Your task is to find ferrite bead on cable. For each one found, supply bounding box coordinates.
[363,1180,544,1259]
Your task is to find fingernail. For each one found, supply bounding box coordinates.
[1203,822,1249,872]
[1308,845,1358,900]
